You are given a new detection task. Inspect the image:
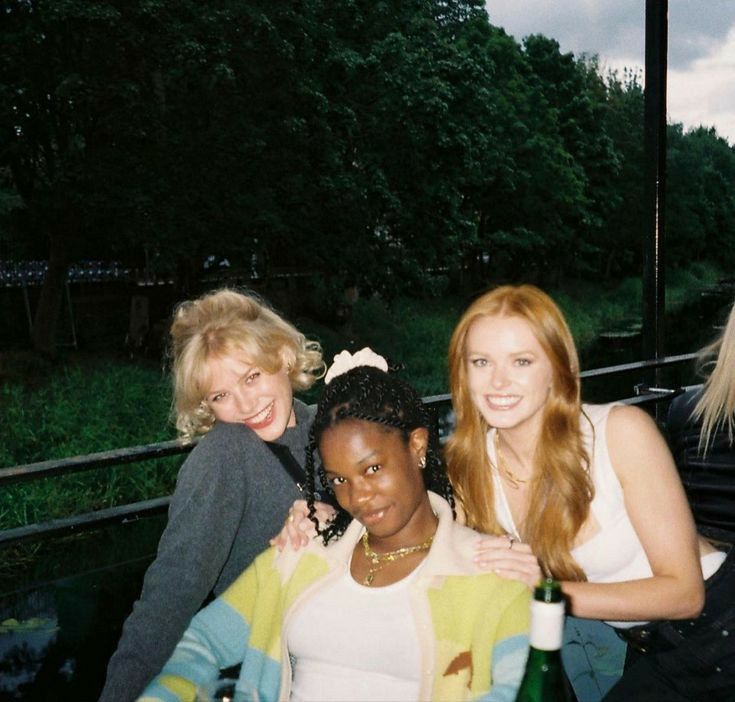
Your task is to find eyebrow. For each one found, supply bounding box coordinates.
[466,348,537,356]
[322,448,380,476]
[357,448,379,462]
[208,364,259,393]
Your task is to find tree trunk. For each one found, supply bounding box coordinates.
[32,233,71,358]
[604,249,616,279]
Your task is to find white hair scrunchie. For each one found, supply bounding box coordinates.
[324,347,389,385]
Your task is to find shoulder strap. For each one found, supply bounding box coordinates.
[263,441,337,507]
[264,441,308,492]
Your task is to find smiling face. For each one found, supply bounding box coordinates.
[318,419,436,550]
[204,353,295,441]
[464,314,555,440]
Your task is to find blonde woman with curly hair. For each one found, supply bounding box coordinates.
[446,284,734,701]
[101,288,330,702]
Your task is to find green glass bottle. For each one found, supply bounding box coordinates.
[515,578,572,702]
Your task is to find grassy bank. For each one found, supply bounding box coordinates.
[0,263,723,530]
[557,262,722,352]
[0,360,178,531]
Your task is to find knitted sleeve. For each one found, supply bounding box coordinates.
[137,551,272,702]
[99,423,256,702]
[102,403,314,701]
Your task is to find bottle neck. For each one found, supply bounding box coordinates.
[528,599,565,651]
[524,646,564,670]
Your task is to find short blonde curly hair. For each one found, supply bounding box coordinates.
[170,288,324,438]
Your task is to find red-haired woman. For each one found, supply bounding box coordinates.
[446,284,734,701]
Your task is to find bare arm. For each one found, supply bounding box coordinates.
[562,404,704,621]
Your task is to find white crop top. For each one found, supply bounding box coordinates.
[488,403,725,627]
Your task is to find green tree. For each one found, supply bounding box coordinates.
[3,0,734,359]
[464,29,590,284]
[251,0,500,298]
[1,1,267,351]
[598,68,645,278]
[667,124,735,268]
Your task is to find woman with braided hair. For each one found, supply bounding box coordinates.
[301,351,454,546]
[138,350,530,702]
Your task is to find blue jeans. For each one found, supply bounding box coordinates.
[603,544,735,701]
[563,617,626,701]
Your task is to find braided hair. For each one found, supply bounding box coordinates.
[305,364,454,543]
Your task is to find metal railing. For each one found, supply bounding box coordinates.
[0,352,697,547]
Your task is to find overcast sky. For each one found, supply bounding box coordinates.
[484,1,735,145]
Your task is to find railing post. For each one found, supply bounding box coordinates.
[642,0,668,419]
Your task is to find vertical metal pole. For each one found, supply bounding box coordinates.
[643,0,668,416]
[22,280,33,334]
[65,281,78,348]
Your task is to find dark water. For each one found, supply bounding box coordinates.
[1,287,732,700]
[0,518,164,700]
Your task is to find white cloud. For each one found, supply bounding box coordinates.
[484,0,735,144]
[484,0,644,59]
[668,25,735,142]
[669,0,735,69]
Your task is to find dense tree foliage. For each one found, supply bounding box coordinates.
[1,0,734,353]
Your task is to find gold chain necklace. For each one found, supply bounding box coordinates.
[494,432,528,490]
[360,531,434,586]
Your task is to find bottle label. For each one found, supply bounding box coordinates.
[529,600,564,650]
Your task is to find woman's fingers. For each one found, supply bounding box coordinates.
[269,500,336,551]
[491,566,543,589]
[474,535,543,588]
[474,552,538,573]
[476,535,533,556]
[475,535,534,557]
[270,500,308,551]
[312,501,337,525]
[476,557,543,589]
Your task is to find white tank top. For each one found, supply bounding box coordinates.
[488,403,725,627]
[287,560,423,701]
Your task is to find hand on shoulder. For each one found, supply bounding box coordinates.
[474,534,543,589]
[270,500,336,551]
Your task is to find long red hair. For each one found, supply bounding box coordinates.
[445,285,593,580]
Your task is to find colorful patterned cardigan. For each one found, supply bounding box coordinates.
[139,493,530,702]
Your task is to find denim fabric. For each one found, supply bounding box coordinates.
[563,616,626,702]
[603,544,735,701]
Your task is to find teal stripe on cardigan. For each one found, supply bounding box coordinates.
[172,598,251,675]
[241,646,283,702]
[481,633,530,702]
